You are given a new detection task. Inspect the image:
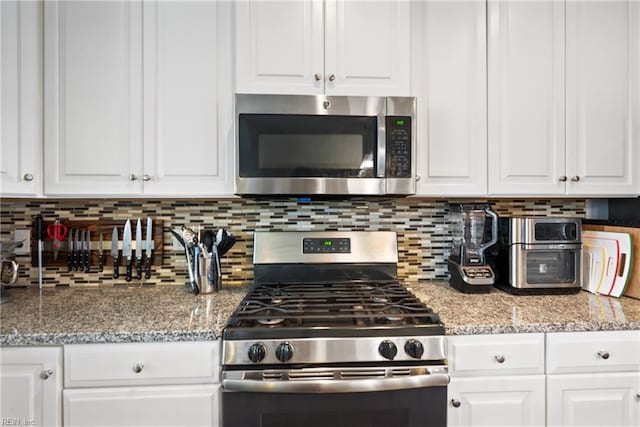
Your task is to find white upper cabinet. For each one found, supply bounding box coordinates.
[489,0,639,197]
[235,0,411,96]
[488,0,566,196]
[413,1,487,196]
[565,0,639,196]
[44,0,233,197]
[0,1,43,197]
[44,0,144,195]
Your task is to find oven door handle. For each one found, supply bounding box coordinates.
[222,372,449,394]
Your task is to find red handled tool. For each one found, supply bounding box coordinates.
[47,220,69,261]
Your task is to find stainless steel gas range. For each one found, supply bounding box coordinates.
[221,231,448,427]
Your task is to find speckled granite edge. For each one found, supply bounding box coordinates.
[0,330,221,346]
[445,321,640,336]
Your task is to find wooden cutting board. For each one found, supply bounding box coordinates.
[583,224,640,300]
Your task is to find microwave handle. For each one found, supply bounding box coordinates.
[376,113,386,177]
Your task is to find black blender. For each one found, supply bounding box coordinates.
[447,203,499,293]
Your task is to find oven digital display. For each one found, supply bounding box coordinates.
[303,238,351,253]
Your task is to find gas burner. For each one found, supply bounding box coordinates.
[257,318,284,326]
[371,296,389,304]
[380,306,405,322]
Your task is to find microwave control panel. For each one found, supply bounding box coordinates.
[386,116,412,178]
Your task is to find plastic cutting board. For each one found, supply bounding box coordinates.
[582,243,605,294]
[583,230,632,297]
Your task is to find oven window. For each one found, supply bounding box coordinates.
[223,387,446,427]
[239,114,377,178]
[526,251,576,284]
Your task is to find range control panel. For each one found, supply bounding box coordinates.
[303,238,351,254]
[386,116,412,178]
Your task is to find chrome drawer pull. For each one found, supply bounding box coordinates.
[597,351,610,360]
[495,354,505,364]
[40,369,53,380]
[451,399,461,408]
[133,363,144,373]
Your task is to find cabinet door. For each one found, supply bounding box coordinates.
[325,0,410,96]
[235,0,324,95]
[44,0,143,195]
[142,1,233,196]
[0,347,63,427]
[413,0,487,196]
[0,0,42,196]
[487,0,566,196]
[547,373,640,427]
[448,375,546,427]
[566,0,640,196]
[63,385,220,427]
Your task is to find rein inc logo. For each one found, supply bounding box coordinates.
[1,418,35,426]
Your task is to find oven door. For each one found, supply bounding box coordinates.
[221,366,448,427]
[510,244,582,288]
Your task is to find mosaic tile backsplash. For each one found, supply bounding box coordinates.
[0,198,586,287]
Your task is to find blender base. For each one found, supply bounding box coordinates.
[448,259,493,294]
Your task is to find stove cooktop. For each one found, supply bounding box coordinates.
[223,280,444,340]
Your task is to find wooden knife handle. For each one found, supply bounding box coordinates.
[126,259,133,282]
[136,258,142,280]
[113,255,120,279]
[144,255,152,279]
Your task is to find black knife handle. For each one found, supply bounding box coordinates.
[98,253,104,272]
[113,255,120,279]
[74,249,80,271]
[136,258,142,280]
[144,255,152,279]
[126,259,133,282]
[67,250,73,272]
[84,249,90,273]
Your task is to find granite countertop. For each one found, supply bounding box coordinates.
[1,281,639,345]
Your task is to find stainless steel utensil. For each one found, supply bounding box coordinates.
[111,227,120,279]
[135,218,142,280]
[123,220,133,282]
[144,218,153,279]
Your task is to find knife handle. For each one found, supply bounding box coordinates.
[98,253,104,272]
[85,249,90,273]
[113,255,120,279]
[136,258,142,280]
[74,249,80,271]
[144,255,152,279]
[126,259,133,282]
[67,250,73,272]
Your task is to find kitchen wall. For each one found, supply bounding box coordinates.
[0,198,585,288]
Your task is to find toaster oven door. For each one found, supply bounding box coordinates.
[510,244,582,288]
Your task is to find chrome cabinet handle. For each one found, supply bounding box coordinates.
[495,354,505,364]
[314,73,321,81]
[559,176,567,182]
[23,173,34,182]
[451,399,461,408]
[415,174,421,182]
[133,363,144,373]
[40,369,53,380]
[328,73,336,82]
[636,393,640,400]
[142,174,152,182]
[129,174,138,181]
[597,351,610,360]
[571,176,580,182]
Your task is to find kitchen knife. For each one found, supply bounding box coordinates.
[111,227,120,279]
[74,229,80,271]
[85,229,91,272]
[34,215,44,289]
[123,219,133,282]
[144,217,153,279]
[98,233,104,272]
[67,229,74,272]
[135,218,142,280]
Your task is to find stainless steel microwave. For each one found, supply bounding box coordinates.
[235,94,416,196]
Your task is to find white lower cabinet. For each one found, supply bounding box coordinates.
[63,341,221,427]
[63,384,220,427]
[0,346,63,427]
[448,376,545,427]
[546,331,640,427]
[446,333,545,426]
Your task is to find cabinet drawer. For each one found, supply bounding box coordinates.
[447,333,545,376]
[546,331,640,374]
[64,341,220,387]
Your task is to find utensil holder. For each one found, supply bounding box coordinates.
[193,251,220,294]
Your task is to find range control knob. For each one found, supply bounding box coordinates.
[247,343,267,363]
[378,340,398,360]
[404,339,424,359]
[275,342,294,362]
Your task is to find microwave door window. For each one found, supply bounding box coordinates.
[239,114,377,178]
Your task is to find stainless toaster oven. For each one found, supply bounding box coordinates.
[492,217,582,295]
